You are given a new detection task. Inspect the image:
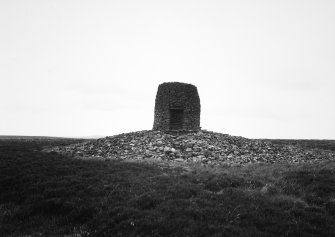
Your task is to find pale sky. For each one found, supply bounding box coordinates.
[1,0,335,139]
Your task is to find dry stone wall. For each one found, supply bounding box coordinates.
[153,82,200,131]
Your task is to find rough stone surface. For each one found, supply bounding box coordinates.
[153,82,200,131]
[45,130,335,166]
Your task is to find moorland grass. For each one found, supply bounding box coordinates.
[0,139,334,236]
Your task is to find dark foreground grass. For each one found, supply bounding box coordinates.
[0,140,334,236]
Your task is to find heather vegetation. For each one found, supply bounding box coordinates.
[0,138,334,236]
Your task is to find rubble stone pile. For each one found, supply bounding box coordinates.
[45,130,335,166]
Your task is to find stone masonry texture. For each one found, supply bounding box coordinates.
[152,82,201,131]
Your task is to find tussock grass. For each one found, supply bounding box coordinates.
[0,139,334,236]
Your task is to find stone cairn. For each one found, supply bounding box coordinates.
[46,130,334,166]
[153,82,200,132]
[44,82,335,166]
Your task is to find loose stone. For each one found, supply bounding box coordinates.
[44,130,335,167]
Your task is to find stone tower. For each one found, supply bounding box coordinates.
[153,82,201,131]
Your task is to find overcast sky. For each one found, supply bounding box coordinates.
[1,0,335,139]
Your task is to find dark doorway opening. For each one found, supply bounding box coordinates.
[170,109,184,130]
